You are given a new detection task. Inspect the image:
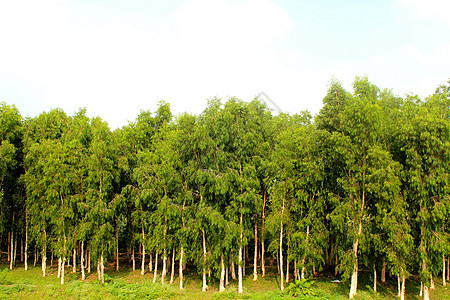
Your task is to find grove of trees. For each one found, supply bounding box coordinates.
[0,77,449,299]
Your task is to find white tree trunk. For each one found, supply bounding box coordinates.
[42,254,47,277]
[447,256,450,281]
[100,254,105,284]
[349,222,361,299]
[87,247,91,273]
[286,245,289,283]
[220,251,225,292]
[238,245,243,294]
[132,245,135,271]
[116,223,119,271]
[226,266,229,286]
[381,257,386,282]
[430,272,435,289]
[279,222,284,291]
[179,246,184,290]
[149,253,153,272]
[400,270,405,300]
[72,247,76,273]
[161,249,167,284]
[373,263,377,293]
[81,241,85,280]
[141,242,145,276]
[261,233,265,277]
[423,284,430,300]
[9,231,14,270]
[153,251,159,283]
[420,281,423,297]
[231,256,237,280]
[25,211,28,271]
[170,247,175,284]
[253,224,258,281]
[443,254,447,287]
[202,229,208,292]
[397,275,401,297]
[61,257,66,285]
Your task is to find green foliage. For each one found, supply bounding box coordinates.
[285,279,317,298]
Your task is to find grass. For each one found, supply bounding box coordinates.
[0,260,448,299]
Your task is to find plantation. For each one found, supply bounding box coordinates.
[0,77,449,299]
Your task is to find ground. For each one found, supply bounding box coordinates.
[0,260,448,299]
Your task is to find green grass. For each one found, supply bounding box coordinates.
[0,262,448,299]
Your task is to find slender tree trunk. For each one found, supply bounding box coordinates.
[276,251,280,274]
[34,246,37,267]
[238,212,244,294]
[202,229,208,291]
[101,253,105,284]
[61,257,66,285]
[400,268,405,300]
[231,255,236,280]
[280,222,284,291]
[420,281,423,297]
[14,238,17,267]
[447,256,450,282]
[349,222,361,299]
[226,266,229,286]
[381,257,386,282]
[7,232,10,262]
[116,221,119,271]
[253,223,258,281]
[423,284,430,300]
[141,229,146,276]
[261,230,265,277]
[243,245,246,277]
[132,244,135,271]
[153,250,159,283]
[161,248,167,284]
[294,259,298,281]
[87,247,91,273]
[81,241,85,280]
[286,244,289,283]
[443,254,446,287]
[9,230,14,270]
[42,253,47,277]
[72,247,76,273]
[373,263,377,293]
[51,251,53,267]
[58,257,61,278]
[430,272,435,289]
[397,275,401,297]
[97,260,101,281]
[220,251,225,292]
[330,240,334,266]
[179,246,184,290]
[170,246,175,284]
[25,217,28,270]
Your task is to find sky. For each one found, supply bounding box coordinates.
[0,0,449,129]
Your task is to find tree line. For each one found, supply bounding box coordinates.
[0,77,449,299]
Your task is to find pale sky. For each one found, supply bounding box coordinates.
[1,0,449,129]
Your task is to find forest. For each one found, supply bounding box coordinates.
[0,77,449,300]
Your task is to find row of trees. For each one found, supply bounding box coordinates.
[0,77,449,299]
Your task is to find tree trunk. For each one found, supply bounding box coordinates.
[141,237,145,275]
[61,257,66,285]
[100,253,105,284]
[381,257,386,282]
[116,221,119,271]
[97,261,101,281]
[153,250,159,283]
[400,269,405,300]
[238,212,244,294]
[373,263,377,293]
[420,281,423,297]
[24,208,27,271]
[397,275,401,297]
[261,230,265,277]
[243,245,246,277]
[285,245,289,283]
[81,241,85,280]
[7,232,10,262]
[14,238,17,267]
[430,272,435,289]
[423,284,430,300]
[231,256,236,280]
[87,247,91,273]
[443,254,446,287]
[9,231,14,270]
[226,266,229,286]
[34,246,37,267]
[51,251,53,267]
[220,251,225,292]
[179,246,184,290]
[294,259,298,281]
[349,222,361,299]
[447,256,450,282]
[149,253,153,272]
[279,222,284,291]
[72,247,76,273]
[161,248,167,284]
[253,223,258,281]
[132,244,135,271]
[42,253,47,277]
[170,247,175,284]
[202,229,208,292]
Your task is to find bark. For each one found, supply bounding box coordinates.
[100,254,105,284]
[349,221,361,299]
[242,245,245,277]
[116,221,119,271]
[87,247,91,273]
[58,257,61,278]
[238,212,243,294]
[285,245,289,283]
[373,263,377,293]
[219,251,225,292]
[423,284,430,300]
[202,229,208,292]
[42,253,47,277]
[153,250,159,283]
[430,272,435,289]
[231,256,237,280]
[294,259,297,281]
[72,247,76,273]
[81,241,85,280]
[170,247,175,284]
[132,244,135,271]
[149,253,153,272]
[261,232,265,277]
[279,222,284,291]
[33,247,37,267]
[381,257,386,282]
[420,281,423,297]
[51,251,53,267]
[161,248,167,284]
[447,256,450,282]
[7,232,10,262]
[443,254,446,287]
[397,275,401,297]
[226,266,229,286]
[400,269,405,300]
[97,261,101,281]
[61,257,66,285]
[179,246,184,290]
[253,223,258,281]
[25,208,28,270]
[14,238,17,267]
[141,239,145,276]
[9,230,14,270]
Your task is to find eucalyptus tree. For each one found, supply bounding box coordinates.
[0,102,23,270]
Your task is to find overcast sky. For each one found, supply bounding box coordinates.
[1,0,449,129]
